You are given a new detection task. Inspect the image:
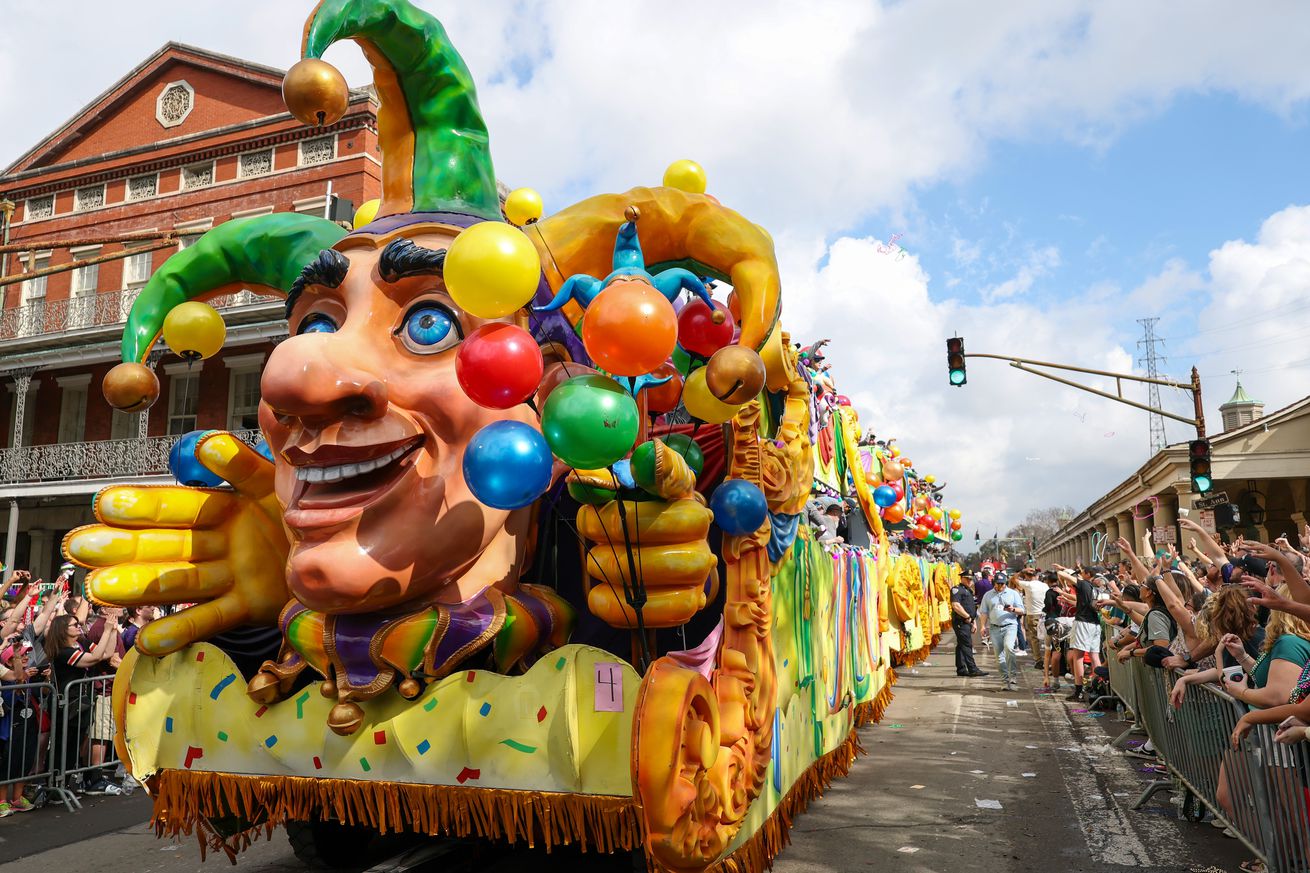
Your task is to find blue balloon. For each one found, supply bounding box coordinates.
[463,421,554,510]
[710,479,769,537]
[253,438,275,463]
[873,485,898,508]
[168,430,223,488]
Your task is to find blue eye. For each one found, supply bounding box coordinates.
[399,304,461,354]
[298,313,338,335]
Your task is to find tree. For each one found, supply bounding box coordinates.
[1007,505,1077,546]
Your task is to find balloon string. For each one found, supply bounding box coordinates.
[614,497,651,672]
[537,483,637,638]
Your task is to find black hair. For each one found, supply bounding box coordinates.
[285,249,350,320]
[378,237,446,284]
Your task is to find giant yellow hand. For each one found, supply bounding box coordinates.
[64,433,289,656]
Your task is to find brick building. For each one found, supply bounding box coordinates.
[0,42,380,580]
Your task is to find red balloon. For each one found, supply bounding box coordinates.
[643,363,684,414]
[890,481,905,500]
[677,299,736,357]
[456,324,544,409]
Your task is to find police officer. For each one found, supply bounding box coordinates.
[951,573,987,677]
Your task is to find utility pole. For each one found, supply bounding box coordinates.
[1137,317,1167,455]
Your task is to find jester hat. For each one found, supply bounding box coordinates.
[103,0,785,413]
[103,0,502,413]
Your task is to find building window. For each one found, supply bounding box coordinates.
[110,408,137,441]
[298,135,335,166]
[58,383,88,444]
[182,162,214,190]
[73,184,105,212]
[156,80,194,129]
[167,371,199,435]
[238,149,273,178]
[228,370,261,431]
[25,195,53,221]
[19,254,49,306]
[70,251,100,297]
[124,248,153,288]
[126,173,158,201]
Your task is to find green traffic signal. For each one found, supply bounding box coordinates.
[946,336,966,387]
[1193,474,1213,493]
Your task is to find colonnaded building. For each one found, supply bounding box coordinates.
[1037,381,1310,565]
[0,43,381,580]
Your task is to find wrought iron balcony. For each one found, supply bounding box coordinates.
[0,289,280,341]
[0,429,263,486]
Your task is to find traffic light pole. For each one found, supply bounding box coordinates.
[964,353,1204,437]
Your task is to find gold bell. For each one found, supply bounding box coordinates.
[283,58,349,127]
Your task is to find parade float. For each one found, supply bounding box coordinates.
[64,1,962,868]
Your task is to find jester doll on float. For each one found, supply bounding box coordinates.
[65,1,955,869]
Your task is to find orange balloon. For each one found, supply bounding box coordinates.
[726,290,742,324]
[582,279,678,376]
[899,457,912,469]
[883,504,905,524]
[644,362,684,414]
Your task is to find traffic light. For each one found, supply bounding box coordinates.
[1189,438,1213,493]
[947,336,966,386]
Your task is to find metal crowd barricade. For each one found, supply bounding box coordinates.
[54,675,120,809]
[1106,654,1310,873]
[1099,619,1143,748]
[0,680,74,809]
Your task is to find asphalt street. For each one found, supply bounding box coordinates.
[0,636,1253,872]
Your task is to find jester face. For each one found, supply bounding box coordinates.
[260,226,536,614]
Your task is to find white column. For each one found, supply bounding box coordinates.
[3,498,17,573]
[27,529,50,582]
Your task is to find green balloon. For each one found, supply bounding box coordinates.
[661,433,705,475]
[672,345,693,377]
[567,481,616,506]
[542,375,639,470]
[951,531,963,542]
[630,434,706,493]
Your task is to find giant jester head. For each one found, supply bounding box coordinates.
[103,0,538,615]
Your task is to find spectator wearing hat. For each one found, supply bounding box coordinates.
[950,576,986,678]
[979,576,1024,690]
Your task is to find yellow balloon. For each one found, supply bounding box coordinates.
[663,159,707,194]
[504,187,544,226]
[683,368,740,424]
[924,474,936,484]
[352,198,381,229]
[949,509,961,520]
[443,222,543,319]
[928,507,943,520]
[162,302,226,360]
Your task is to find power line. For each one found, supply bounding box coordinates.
[1137,317,1167,455]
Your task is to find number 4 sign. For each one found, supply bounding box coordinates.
[594,662,625,712]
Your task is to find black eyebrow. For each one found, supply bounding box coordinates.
[285,249,350,320]
[378,237,446,284]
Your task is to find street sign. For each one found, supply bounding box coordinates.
[1153,525,1177,545]
[1197,510,1217,535]
[1194,492,1229,510]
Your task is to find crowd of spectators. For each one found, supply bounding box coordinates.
[0,564,157,815]
[952,520,1310,873]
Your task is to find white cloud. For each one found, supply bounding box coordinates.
[3,1,1310,534]
[780,233,1148,537]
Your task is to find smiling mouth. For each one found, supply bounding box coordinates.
[285,436,425,530]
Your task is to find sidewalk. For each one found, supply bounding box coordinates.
[772,634,1251,873]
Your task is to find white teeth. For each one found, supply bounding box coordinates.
[294,444,413,484]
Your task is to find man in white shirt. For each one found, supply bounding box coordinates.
[978,576,1025,690]
[1013,568,1050,667]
